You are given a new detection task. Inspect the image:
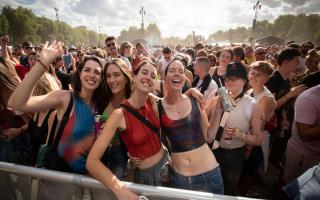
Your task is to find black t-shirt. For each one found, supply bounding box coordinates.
[300,71,320,88]
[265,70,291,129]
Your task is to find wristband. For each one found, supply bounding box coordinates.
[36,59,49,71]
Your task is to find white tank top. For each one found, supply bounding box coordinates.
[220,95,255,149]
[252,86,274,103]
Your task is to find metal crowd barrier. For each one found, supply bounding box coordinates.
[0,161,254,200]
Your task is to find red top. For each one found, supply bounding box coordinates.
[15,64,30,80]
[120,97,161,160]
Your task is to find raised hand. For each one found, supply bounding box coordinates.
[288,84,308,98]
[39,41,64,67]
[0,35,9,46]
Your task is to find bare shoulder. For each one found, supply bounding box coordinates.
[110,108,124,118]
[148,93,160,103]
[109,108,126,129]
[260,95,276,105]
[148,93,160,119]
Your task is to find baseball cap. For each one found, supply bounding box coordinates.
[224,62,248,80]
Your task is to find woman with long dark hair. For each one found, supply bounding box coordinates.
[9,41,106,174]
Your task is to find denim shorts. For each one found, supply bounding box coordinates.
[283,164,320,199]
[169,166,224,195]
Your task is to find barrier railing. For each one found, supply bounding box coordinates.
[0,161,253,200]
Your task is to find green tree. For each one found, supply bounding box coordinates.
[0,15,9,35]
[2,6,39,44]
[287,14,320,42]
[271,14,295,39]
[36,16,57,42]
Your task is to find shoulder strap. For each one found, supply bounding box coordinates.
[41,109,55,126]
[49,93,74,151]
[156,100,163,127]
[160,81,164,98]
[35,112,40,123]
[156,99,170,150]
[120,103,159,135]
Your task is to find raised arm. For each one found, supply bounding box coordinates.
[0,35,9,59]
[86,109,138,200]
[8,41,65,113]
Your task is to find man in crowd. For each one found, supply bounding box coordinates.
[105,36,132,70]
[157,46,172,80]
[282,84,320,184]
[192,57,218,100]
[266,47,308,169]
[254,47,266,61]
[20,41,34,67]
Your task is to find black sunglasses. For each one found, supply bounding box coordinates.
[106,42,116,48]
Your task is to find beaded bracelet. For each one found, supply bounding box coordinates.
[36,59,49,71]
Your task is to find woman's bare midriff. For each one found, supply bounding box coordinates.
[171,144,218,176]
[137,147,165,170]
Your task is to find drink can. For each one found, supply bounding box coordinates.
[95,115,103,136]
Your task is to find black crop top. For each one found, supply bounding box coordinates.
[158,97,205,153]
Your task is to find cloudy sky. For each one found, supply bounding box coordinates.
[1,0,320,38]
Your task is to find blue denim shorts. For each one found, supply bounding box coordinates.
[169,166,224,194]
[283,164,320,199]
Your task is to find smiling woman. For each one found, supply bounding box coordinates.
[8,42,107,174]
[157,59,224,194]
[86,61,169,200]
[99,58,132,180]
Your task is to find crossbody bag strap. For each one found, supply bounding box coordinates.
[120,103,159,135]
[51,93,74,151]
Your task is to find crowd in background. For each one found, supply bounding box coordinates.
[1,34,320,200]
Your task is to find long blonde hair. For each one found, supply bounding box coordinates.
[32,72,61,96]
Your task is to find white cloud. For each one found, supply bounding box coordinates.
[1,0,319,38]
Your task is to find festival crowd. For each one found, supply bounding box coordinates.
[1,34,320,200]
